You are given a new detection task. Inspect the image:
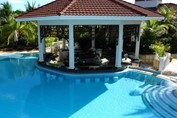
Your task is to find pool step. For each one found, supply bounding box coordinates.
[74,77,113,84]
[142,86,177,118]
[44,72,120,84]
[159,88,177,110]
[45,72,64,82]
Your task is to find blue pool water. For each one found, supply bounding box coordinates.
[0,53,176,118]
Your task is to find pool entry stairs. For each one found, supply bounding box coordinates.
[142,86,177,118]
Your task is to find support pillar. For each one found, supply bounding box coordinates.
[115,24,123,67]
[69,25,75,69]
[38,23,45,62]
[135,25,141,59]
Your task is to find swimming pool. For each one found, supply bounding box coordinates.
[0,53,176,118]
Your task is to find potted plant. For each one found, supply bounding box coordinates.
[149,42,171,71]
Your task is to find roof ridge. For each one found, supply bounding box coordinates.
[113,0,147,16]
[114,0,162,16]
[16,0,58,18]
[59,0,77,15]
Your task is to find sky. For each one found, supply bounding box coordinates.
[1,0,177,11]
[126,0,177,4]
[0,0,55,11]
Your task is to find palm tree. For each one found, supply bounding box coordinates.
[158,5,177,53]
[0,2,13,25]
[25,1,39,12]
[24,1,39,45]
[141,5,177,53]
[159,5,177,24]
[3,18,37,46]
[159,5,177,36]
[3,19,25,45]
[0,2,14,46]
[23,21,37,45]
[3,1,38,46]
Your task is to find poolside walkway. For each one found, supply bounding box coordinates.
[0,50,38,55]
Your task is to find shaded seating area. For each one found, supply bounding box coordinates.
[41,25,118,70]
[40,24,143,70]
[42,24,143,70]
[75,49,109,69]
[44,48,110,70]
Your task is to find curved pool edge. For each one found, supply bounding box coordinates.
[127,66,177,86]
[35,62,128,76]
[36,62,177,84]
[35,61,177,88]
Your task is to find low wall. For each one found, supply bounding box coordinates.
[140,54,154,65]
[171,54,177,58]
[140,53,177,69]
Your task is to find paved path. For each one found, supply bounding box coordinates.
[0,50,38,55]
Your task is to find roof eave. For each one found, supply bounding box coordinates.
[16,15,164,22]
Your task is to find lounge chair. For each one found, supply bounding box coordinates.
[122,53,132,64]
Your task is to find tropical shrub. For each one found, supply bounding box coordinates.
[140,5,177,54]
[149,42,170,57]
[0,1,38,49]
[45,37,57,47]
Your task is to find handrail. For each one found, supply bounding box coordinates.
[127,66,161,74]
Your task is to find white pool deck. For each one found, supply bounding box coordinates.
[0,50,38,55]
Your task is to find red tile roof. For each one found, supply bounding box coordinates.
[16,0,162,19]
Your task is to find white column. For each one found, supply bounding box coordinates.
[69,25,75,69]
[135,25,141,59]
[91,26,95,49]
[115,24,124,67]
[38,23,45,62]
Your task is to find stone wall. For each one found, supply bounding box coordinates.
[171,54,177,58]
[139,54,154,65]
[140,53,177,69]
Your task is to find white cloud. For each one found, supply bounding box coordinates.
[162,0,177,4]
[123,0,135,4]
[124,0,177,4]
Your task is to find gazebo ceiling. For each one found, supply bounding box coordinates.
[16,0,162,19]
